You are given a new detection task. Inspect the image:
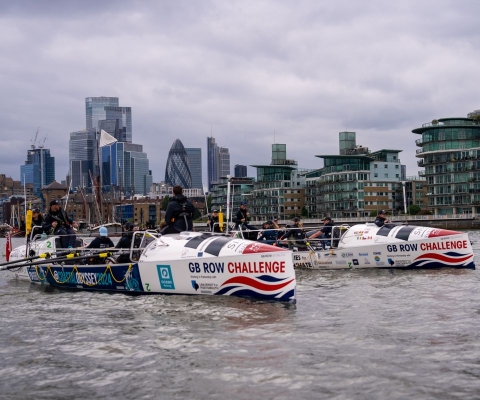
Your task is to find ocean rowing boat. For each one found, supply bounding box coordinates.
[2,231,296,303]
[290,223,475,270]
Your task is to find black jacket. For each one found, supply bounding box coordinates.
[207,215,222,232]
[164,194,195,232]
[42,208,73,233]
[87,236,114,249]
[321,221,334,238]
[115,231,141,263]
[280,225,306,242]
[234,208,251,227]
[374,216,387,227]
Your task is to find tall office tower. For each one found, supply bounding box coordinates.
[234,164,247,178]
[78,96,149,196]
[101,140,152,196]
[185,148,203,191]
[165,139,192,188]
[207,137,216,191]
[69,130,98,189]
[20,147,55,196]
[86,97,132,143]
[207,136,230,191]
[219,147,230,178]
[85,97,119,132]
[103,106,132,143]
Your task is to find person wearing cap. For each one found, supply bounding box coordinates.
[85,226,115,264]
[374,210,390,227]
[207,209,222,233]
[309,217,335,249]
[278,217,306,249]
[42,200,77,248]
[257,221,278,244]
[234,202,255,230]
[87,226,114,249]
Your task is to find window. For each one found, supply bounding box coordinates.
[384,174,388,178]
[374,164,378,168]
[374,173,378,177]
[384,164,388,169]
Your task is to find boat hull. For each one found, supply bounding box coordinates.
[8,232,296,303]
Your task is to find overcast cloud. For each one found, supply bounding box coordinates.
[1,0,480,185]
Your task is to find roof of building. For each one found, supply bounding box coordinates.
[43,180,68,190]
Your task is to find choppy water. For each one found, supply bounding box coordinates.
[1,233,480,400]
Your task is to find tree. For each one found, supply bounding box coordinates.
[206,194,213,213]
[408,204,421,215]
[161,195,170,211]
[301,206,308,218]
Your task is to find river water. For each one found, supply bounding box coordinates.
[1,232,480,400]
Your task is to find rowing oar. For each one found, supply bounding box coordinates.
[0,249,76,268]
[0,249,127,271]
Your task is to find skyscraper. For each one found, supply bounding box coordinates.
[207,136,230,191]
[21,148,55,196]
[85,97,119,132]
[69,130,97,189]
[165,139,192,188]
[104,106,132,143]
[234,164,247,178]
[71,96,151,196]
[185,148,203,191]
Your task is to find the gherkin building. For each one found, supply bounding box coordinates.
[165,139,192,188]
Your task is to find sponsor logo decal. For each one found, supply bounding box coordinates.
[157,265,175,290]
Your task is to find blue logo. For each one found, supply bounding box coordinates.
[157,265,175,290]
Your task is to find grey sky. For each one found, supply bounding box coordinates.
[1,0,479,184]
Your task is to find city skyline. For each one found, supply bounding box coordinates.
[2,2,480,185]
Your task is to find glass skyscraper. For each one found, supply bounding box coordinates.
[165,139,192,188]
[185,148,203,191]
[72,96,151,196]
[85,97,119,132]
[69,130,98,189]
[207,136,230,191]
[20,148,55,196]
[234,164,247,177]
[101,142,152,196]
[104,106,132,143]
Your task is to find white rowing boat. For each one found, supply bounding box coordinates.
[2,231,296,302]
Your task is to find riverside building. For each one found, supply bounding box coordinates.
[413,112,480,216]
[306,132,408,219]
[251,144,307,221]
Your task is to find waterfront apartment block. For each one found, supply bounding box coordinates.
[305,132,412,219]
[251,144,307,221]
[413,113,480,216]
[210,176,255,219]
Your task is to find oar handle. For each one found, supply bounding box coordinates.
[1,250,132,270]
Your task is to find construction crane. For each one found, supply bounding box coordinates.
[30,128,40,150]
[38,133,48,149]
